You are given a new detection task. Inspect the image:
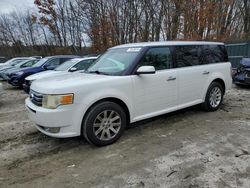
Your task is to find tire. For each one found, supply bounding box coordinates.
[201,82,224,111]
[82,101,127,146]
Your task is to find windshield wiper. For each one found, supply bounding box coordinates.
[88,70,110,75]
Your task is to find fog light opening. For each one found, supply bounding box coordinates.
[44,127,60,133]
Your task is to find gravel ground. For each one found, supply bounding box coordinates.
[0,81,250,188]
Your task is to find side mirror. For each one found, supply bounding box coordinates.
[136,66,156,75]
[69,67,77,72]
[44,65,54,70]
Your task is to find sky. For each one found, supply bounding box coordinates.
[0,0,36,14]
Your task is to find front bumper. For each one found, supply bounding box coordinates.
[23,83,30,93]
[233,72,250,85]
[0,72,9,81]
[8,75,21,86]
[25,98,81,138]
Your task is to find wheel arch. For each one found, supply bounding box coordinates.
[211,78,226,94]
[81,97,131,134]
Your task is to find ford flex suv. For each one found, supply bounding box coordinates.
[25,41,232,146]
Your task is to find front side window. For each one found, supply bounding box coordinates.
[45,58,60,66]
[73,59,96,70]
[33,57,50,67]
[55,59,80,71]
[138,47,173,70]
[88,47,141,75]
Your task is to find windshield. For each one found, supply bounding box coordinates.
[10,59,28,66]
[55,59,79,71]
[13,60,29,67]
[87,47,141,75]
[32,57,50,67]
[21,59,39,67]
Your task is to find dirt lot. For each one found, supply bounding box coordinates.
[0,81,250,188]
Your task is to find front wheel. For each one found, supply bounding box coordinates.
[82,101,127,146]
[201,82,224,111]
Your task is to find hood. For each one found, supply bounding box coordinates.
[31,72,114,93]
[240,58,250,68]
[19,66,44,73]
[26,70,65,81]
[9,66,43,76]
[0,62,9,67]
[5,67,20,74]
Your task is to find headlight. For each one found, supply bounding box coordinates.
[42,94,74,109]
[15,71,24,76]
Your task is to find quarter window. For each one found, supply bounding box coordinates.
[138,47,173,70]
[201,45,228,64]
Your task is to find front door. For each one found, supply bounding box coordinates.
[132,47,178,121]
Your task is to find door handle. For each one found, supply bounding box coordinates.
[167,76,176,81]
[202,71,210,75]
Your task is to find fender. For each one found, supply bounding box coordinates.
[74,88,133,134]
[202,72,226,101]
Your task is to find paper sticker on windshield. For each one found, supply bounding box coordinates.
[127,48,141,52]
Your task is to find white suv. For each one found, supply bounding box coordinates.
[25,41,232,146]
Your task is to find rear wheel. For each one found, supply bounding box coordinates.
[201,82,224,111]
[82,101,127,146]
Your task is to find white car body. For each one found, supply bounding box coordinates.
[25,57,98,82]
[25,41,232,139]
[0,57,31,67]
[0,83,3,95]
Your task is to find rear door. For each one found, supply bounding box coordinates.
[175,45,229,107]
[174,45,208,106]
[132,47,178,121]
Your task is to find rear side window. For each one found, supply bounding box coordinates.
[138,47,173,70]
[175,45,229,67]
[61,58,72,64]
[175,46,200,67]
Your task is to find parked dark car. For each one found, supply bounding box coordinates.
[8,55,78,88]
[0,59,33,81]
[23,57,98,93]
[233,58,250,86]
[0,59,39,80]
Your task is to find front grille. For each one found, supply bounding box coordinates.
[246,71,250,78]
[30,90,43,106]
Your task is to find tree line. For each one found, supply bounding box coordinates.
[0,0,249,57]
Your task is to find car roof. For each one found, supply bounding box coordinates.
[65,57,98,62]
[12,57,31,60]
[111,41,225,49]
[44,55,79,58]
